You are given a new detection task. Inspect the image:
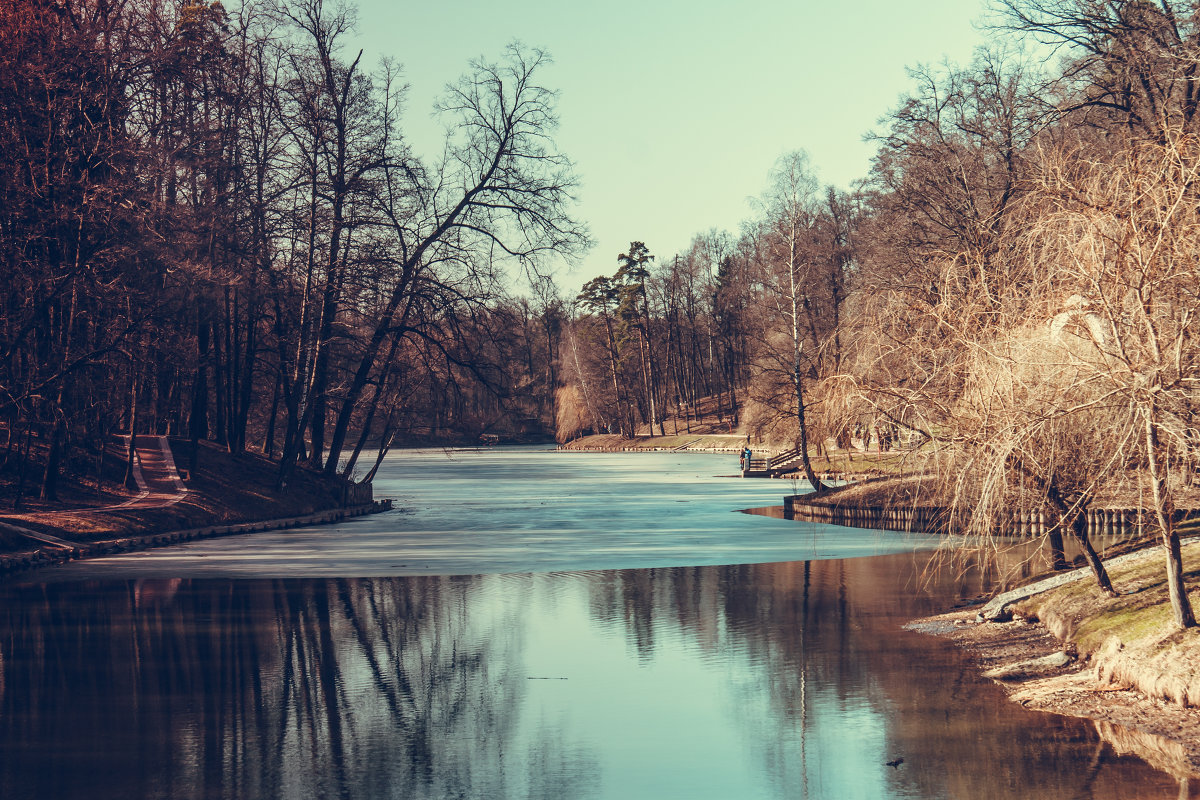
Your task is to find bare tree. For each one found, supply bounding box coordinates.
[1017,131,1200,627]
[577,275,630,436]
[994,0,1200,140]
[750,151,827,490]
[320,44,588,476]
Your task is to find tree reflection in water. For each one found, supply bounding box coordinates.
[0,576,598,800]
[586,557,1196,800]
[0,556,1192,799]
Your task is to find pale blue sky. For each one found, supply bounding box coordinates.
[352,1,999,291]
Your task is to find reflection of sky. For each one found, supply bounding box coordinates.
[522,576,762,798]
[2,568,1185,797]
[33,448,942,580]
[499,573,895,800]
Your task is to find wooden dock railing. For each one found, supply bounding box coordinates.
[784,495,1197,538]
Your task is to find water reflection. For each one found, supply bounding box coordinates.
[0,555,1191,799]
[0,576,598,799]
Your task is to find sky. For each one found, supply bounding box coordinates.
[351,0,999,294]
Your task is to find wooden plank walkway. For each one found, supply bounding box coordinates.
[742,448,810,478]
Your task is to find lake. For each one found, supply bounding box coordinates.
[0,448,1191,798]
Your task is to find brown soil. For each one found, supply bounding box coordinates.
[0,440,351,554]
[559,432,747,452]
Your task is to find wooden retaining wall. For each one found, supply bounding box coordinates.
[784,496,1194,538]
[0,499,393,578]
[342,480,374,506]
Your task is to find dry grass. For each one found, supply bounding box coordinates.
[1015,540,1200,708]
[806,472,952,505]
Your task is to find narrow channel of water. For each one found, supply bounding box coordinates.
[0,448,1192,798]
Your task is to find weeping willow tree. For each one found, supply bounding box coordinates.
[823,131,1200,630]
[1011,131,1200,629]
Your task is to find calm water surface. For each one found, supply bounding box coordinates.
[0,448,1192,798]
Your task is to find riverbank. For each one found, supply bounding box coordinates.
[558,432,746,452]
[558,433,917,481]
[910,539,1200,778]
[812,473,1200,772]
[0,440,390,576]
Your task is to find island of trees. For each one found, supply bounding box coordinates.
[0,0,1197,629]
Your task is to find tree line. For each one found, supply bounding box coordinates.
[0,0,585,505]
[561,0,1200,629]
[2,0,1196,628]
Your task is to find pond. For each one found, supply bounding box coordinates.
[0,447,1191,798]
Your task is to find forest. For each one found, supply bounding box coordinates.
[0,0,588,504]
[1,1,1199,620]
[567,0,1200,628]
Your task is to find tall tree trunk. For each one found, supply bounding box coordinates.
[792,362,825,492]
[212,315,229,450]
[789,234,824,492]
[637,290,663,436]
[1145,408,1197,629]
[324,294,412,477]
[343,332,402,478]
[39,415,64,502]
[566,321,601,435]
[1040,474,1115,594]
[264,372,281,459]
[1069,511,1112,594]
[363,410,399,484]
[12,423,34,511]
[123,366,140,491]
[601,313,625,436]
[636,327,653,436]
[223,287,239,449]
[190,314,210,476]
[233,299,256,454]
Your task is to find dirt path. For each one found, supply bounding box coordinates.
[0,436,187,548]
[92,435,188,511]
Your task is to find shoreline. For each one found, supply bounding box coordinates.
[0,440,393,578]
[557,433,745,453]
[573,440,1200,774]
[0,500,393,578]
[557,434,887,483]
[907,538,1200,779]
[7,439,1197,776]
[910,607,1200,779]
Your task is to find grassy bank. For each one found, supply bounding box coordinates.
[913,540,1200,777]
[1013,540,1200,707]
